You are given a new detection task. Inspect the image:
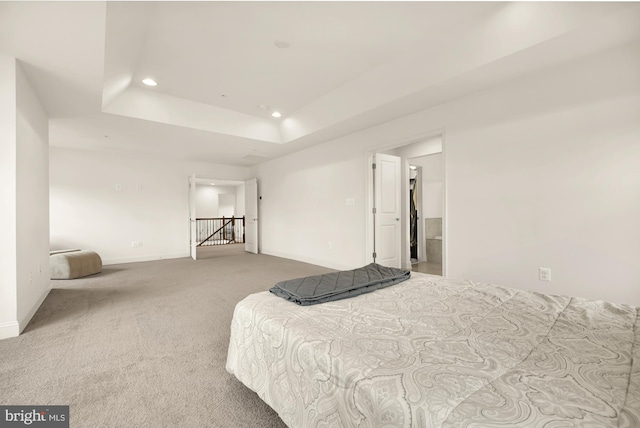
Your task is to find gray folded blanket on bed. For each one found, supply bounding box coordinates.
[269,263,411,305]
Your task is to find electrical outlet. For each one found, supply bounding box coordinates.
[539,267,551,282]
[115,184,122,191]
[328,242,332,250]
[131,241,139,248]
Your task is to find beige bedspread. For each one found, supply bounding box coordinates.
[226,272,640,427]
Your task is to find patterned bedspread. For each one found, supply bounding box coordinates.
[226,273,640,427]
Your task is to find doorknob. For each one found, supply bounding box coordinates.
[395,218,400,221]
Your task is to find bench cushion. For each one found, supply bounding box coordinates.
[50,250,102,279]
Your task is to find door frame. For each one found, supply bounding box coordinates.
[189,174,197,260]
[408,163,426,264]
[365,129,447,275]
[244,178,259,254]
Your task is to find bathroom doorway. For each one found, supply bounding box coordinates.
[409,164,420,263]
[408,153,443,276]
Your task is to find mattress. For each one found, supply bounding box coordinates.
[226,272,640,428]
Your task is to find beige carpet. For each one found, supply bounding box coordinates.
[0,253,333,427]
[196,243,246,260]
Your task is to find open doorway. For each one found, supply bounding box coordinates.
[189,176,246,260]
[408,153,443,276]
[409,165,420,263]
[366,133,444,275]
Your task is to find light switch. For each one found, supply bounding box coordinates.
[539,267,551,282]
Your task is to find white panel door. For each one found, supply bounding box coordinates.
[374,153,401,268]
[189,174,197,260]
[244,178,258,254]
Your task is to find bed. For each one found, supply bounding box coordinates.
[226,272,640,427]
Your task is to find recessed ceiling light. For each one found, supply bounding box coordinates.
[274,40,290,49]
[410,165,417,170]
[257,104,269,110]
[271,111,282,118]
[142,78,157,87]
[210,183,216,186]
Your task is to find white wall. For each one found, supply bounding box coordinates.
[0,55,19,339]
[50,148,250,265]
[256,41,640,305]
[256,139,368,270]
[218,194,235,217]
[195,184,219,218]
[235,185,245,217]
[16,61,50,331]
[0,56,50,340]
[398,137,442,159]
[411,154,443,219]
[195,184,236,218]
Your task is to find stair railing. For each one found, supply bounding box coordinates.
[196,216,245,246]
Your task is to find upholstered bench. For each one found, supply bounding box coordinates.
[50,249,102,279]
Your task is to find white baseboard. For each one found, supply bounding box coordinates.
[259,249,353,272]
[102,252,189,266]
[0,321,20,341]
[19,287,51,333]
